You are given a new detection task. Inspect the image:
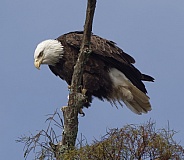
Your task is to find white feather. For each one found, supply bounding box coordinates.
[109,68,151,114]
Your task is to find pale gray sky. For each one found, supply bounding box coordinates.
[1,0,184,159]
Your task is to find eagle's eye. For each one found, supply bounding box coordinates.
[38,51,44,58]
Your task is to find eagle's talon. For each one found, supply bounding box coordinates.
[79,108,85,117]
[82,88,87,95]
[68,85,71,89]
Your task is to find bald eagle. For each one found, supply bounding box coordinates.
[34,31,154,115]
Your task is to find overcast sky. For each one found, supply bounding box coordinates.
[1,0,184,159]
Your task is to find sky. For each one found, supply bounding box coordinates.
[1,0,184,159]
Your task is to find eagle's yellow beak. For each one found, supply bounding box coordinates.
[34,58,42,70]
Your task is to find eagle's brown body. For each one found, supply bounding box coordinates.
[34,31,154,114]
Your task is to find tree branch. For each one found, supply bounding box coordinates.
[57,0,96,157]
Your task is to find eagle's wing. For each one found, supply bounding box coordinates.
[57,31,153,93]
[59,31,135,64]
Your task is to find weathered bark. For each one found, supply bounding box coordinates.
[55,0,97,158]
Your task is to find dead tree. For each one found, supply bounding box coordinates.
[55,0,97,158]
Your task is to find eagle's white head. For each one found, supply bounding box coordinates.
[34,39,64,69]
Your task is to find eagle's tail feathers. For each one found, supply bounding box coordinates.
[123,101,144,115]
[115,82,152,115]
[108,68,152,114]
[123,83,152,114]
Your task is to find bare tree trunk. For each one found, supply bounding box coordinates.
[55,0,96,158]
